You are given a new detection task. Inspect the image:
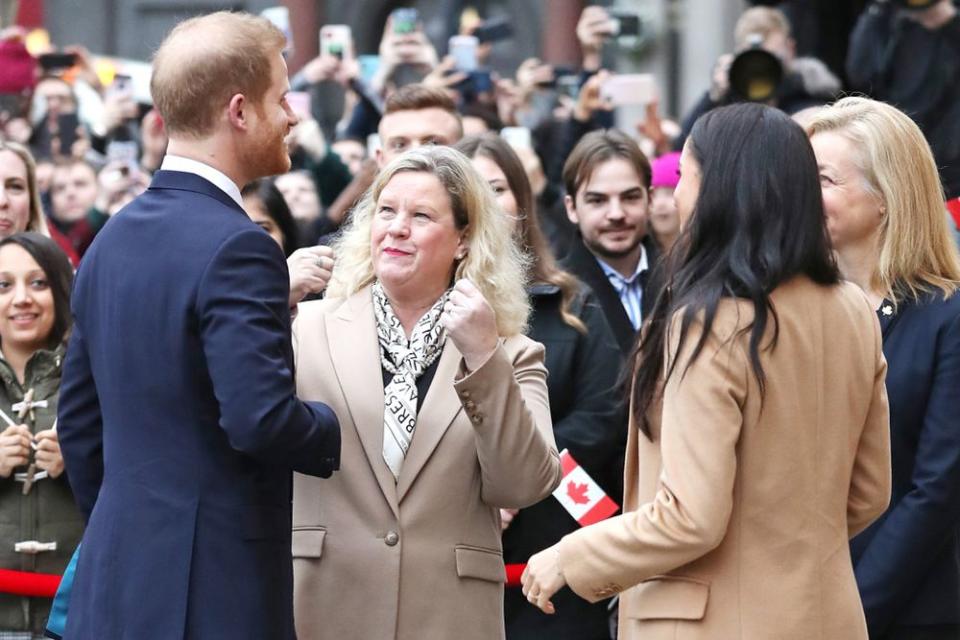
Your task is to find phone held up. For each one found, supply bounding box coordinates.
[320,25,353,60]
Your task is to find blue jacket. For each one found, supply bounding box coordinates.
[57,170,340,639]
[851,288,960,635]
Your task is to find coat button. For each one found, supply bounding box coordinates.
[384,531,399,546]
[464,400,476,410]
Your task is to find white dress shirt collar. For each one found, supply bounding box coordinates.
[160,155,244,209]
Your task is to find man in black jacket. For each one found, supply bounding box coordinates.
[847,0,960,203]
[560,129,661,357]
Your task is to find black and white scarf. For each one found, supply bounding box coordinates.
[373,281,449,480]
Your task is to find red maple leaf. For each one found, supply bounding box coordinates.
[566,480,590,505]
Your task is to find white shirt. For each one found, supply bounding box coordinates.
[596,245,649,330]
[160,155,244,210]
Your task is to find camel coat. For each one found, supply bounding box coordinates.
[291,288,562,640]
[557,277,892,640]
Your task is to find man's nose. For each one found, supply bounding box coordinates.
[607,198,625,220]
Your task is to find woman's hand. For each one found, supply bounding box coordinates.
[288,246,335,307]
[500,508,519,531]
[0,424,31,478]
[442,278,498,372]
[521,546,567,614]
[34,429,65,479]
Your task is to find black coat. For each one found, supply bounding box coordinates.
[560,234,663,357]
[850,289,960,637]
[846,2,960,199]
[503,284,626,640]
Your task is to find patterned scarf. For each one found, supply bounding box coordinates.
[373,281,449,480]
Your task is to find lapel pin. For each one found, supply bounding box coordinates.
[881,305,893,316]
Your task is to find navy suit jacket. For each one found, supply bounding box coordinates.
[850,289,960,636]
[57,171,341,639]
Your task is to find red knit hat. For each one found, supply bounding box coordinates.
[0,39,36,94]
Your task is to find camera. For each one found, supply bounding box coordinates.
[728,37,783,103]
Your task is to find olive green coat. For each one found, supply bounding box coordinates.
[0,346,84,635]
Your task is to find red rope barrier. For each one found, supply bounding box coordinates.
[505,563,525,587]
[0,569,61,598]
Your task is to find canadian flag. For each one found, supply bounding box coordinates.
[552,449,619,526]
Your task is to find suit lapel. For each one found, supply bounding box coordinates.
[326,288,400,518]
[563,239,636,354]
[395,339,463,502]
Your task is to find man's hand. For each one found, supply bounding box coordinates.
[905,0,958,30]
[573,70,613,122]
[288,246,335,307]
[576,6,614,71]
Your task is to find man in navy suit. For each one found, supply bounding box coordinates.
[56,12,340,639]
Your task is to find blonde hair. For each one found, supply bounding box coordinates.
[734,6,791,49]
[806,96,960,301]
[328,146,531,336]
[0,141,50,237]
[151,11,285,138]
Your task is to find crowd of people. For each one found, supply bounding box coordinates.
[0,2,957,640]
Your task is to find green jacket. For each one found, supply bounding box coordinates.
[0,345,84,635]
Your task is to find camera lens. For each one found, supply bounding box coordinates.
[729,49,783,102]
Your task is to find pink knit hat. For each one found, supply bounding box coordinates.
[650,151,681,189]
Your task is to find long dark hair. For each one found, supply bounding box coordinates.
[632,103,839,438]
[241,178,300,257]
[455,132,587,333]
[0,232,74,348]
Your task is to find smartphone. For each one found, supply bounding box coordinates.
[320,25,352,60]
[106,140,139,175]
[449,35,479,73]
[474,17,514,44]
[38,52,78,71]
[357,55,381,83]
[500,126,532,150]
[392,8,419,34]
[108,74,133,99]
[54,112,80,156]
[600,74,657,107]
[609,11,641,38]
[556,75,581,100]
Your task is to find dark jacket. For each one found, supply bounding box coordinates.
[560,234,663,357]
[850,288,960,637]
[0,345,82,636]
[57,170,341,640]
[503,284,625,640]
[846,2,960,199]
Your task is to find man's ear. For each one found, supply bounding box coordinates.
[564,194,579,225]
[227,94,248,131]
